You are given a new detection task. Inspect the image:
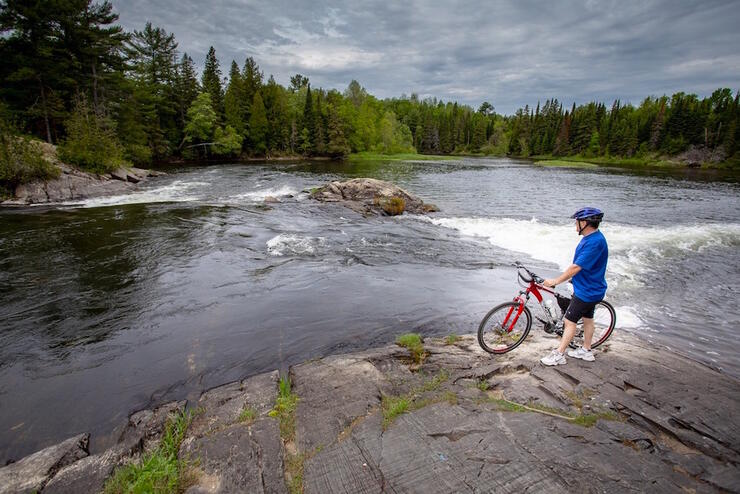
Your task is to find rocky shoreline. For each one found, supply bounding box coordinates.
[2,330,738,493]
[0,163,164,206]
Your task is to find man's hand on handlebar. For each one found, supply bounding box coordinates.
[542,279,557,288]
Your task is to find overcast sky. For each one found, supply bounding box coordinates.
[113,0,740,114]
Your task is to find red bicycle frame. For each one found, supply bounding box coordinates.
[500,278,556,333]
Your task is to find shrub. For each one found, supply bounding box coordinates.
[58,96,130,174]
[104,410,193,494]
[0,112,59,193]
[395,333,425,363]
[376,196,405,215]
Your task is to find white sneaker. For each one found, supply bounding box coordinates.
[567,346,595,362]
[540,349,566,366]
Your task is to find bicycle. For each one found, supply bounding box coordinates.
[477,261,616,354]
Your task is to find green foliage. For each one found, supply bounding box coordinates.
[0,113,59,191]
[444,334,460,345]
[212,125,242,157]
[184,93,217,143]
[201,46,223,118]
[238,406,257,424]
[249,92,269,155]
[381,370,453,428]
[395,333,425,363]
[381,395,409,428]
[58,96,129,174]
[103,410,193,494]
[269,376,299,441]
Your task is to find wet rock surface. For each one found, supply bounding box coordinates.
[1,332,738,493]
[310,178,439,216]
[1,163,165,205]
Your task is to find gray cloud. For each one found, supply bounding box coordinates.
[113,0,740,114]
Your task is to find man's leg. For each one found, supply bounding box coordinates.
[557,318,578,354]
[582,317,595,350]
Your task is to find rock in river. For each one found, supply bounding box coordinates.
[310,177,439,216]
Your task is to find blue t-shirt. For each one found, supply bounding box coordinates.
[572,230,608,302]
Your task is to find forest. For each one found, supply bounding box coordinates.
[1,0,738,192]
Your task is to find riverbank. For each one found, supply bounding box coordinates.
[2,329,737,493]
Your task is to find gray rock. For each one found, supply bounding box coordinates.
[2,162,165,206]
[181,370,286,493]
[310,178,439,216]
[0,433,88,494]
[109,168,129,181]
[42,400,185,494]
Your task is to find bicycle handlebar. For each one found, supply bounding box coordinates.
[513,261,545,285]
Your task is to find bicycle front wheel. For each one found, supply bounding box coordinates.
[478,302,532,354]
[569,300,616,349]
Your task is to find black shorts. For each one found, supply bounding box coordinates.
[564,294,600,323]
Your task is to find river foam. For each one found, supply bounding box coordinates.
[421,216,740,277]
[266,233,326,257]
[64,180,207,208]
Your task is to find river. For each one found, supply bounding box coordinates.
[1,157,738,463]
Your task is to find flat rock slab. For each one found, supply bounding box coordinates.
[181,370,287,493]
[297,333,740,493]
[0,433,88,494]
[3,333,739,493]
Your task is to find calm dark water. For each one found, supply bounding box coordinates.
[1,158,738,463]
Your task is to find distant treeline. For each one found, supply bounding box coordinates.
[1,0,738,172]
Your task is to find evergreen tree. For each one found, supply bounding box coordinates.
[289,74,309,92]
[248,91,268,155]
[174,53,200,129]
[241,56,262,123]
[201,46,223,119]
[302,84,315,154]
[326,104,350,157]
[224,60,245,136]
[127,22,179,157]
[471,117,487,151]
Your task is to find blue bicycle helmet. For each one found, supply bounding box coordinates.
[571,207,604,221]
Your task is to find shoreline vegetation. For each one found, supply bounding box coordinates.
[1,2,739,198]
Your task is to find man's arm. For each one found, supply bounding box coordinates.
[543,264,581,287]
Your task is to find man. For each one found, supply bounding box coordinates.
[540,207,608,366]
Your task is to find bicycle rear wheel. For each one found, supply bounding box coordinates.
[478,302,532,354]
[568,301,616,350]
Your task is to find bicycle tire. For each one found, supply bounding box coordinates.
[568,300,616,350]
[478,301,532,354]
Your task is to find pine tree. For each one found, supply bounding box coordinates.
[326,105,350,157]
[224,60,245,136]
[471,117,487,151]
[241,57,263,123]
[248,92,268,155]
[175,53,200,129]
[202,46,223,120]
[302,84,315,155]
[314,90,326,154]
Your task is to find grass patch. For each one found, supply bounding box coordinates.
[487,398,527,412]
[476,379,490,391]
[238,406,257,424]
[381,395,410,428]
[395,333,425,364]
[348,152,460,162]
[444,334,460,345]
[484,394,620,428]
[534,159,598,169]
[269,376,299,442]
[381,370,453,428]
[104,409,193,494]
